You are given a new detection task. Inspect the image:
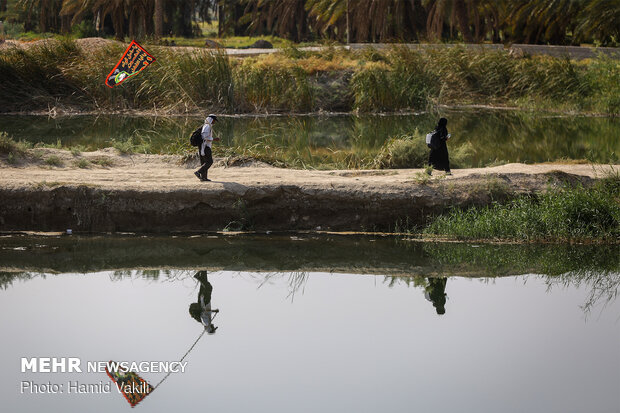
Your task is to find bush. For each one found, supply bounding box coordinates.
[0,131,31,156]
[71,21,97,38]
[374,134,428,169]
[44,155,63,166]
[425,179,620,242]
[450,142,475,169]
[111,137,151,154]
[235,62,313,112]
[73,158,90,168]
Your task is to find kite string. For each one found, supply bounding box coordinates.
[171,76,199,110]
[153,327,207,389]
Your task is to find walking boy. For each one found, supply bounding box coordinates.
[194,114,219,182]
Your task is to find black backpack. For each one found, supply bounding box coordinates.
[429,130,441,150]
[189,127,202,147]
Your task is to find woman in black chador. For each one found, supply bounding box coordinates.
[428,117,452,175]
[424,277,448,315]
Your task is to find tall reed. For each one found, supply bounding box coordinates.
[0,40,618,115]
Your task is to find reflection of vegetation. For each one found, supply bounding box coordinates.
[2,234,618,277]
[419,242,619,277]
[0,272,41,290]
[389,241,620,312]
[425,176,620,242]
[2,109,619,169]
[546,271,620,315]
[1,234,618,311]
[248,271,310,301]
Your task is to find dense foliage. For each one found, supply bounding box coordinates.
[1,40,618,116]
[425,173,620,242]
[1,0,619,45]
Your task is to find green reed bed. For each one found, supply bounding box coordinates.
[424,174,620,242]
[1,40,618,115]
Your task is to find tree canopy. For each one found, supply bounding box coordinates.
[0,0,618,46]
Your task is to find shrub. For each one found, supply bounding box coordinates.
[0,132,31,156]
[234,62,313,112]
[111,138,151,154]
[425,180,620,242]
[44,155,63,166]
[71,20,97,38]
[73,158,90,168]
[91,157,113,167]
[374,134,428,169]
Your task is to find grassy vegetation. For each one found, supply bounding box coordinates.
[90,156,114,167]
[111,137,152,155]
[424,173,620,242]
[0,131,31,157]
[44,155,63,166]
[73,158,90,168]
[0,39,618,115]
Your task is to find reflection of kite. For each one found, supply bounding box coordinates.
[104,328,209,407]
[105,40,155,88]
[105,361,154,407]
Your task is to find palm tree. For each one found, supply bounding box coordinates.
[472,0,506,43]
[506,0,581,44]
[423,0,475,42]
[62,0,151,40]
[242,0,309,42]
[575,0,620,45]
[59,0,92,30]
[306,0,425,42]
[18,0,63,32]
[154,0,164,38]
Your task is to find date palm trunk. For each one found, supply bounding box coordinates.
[154,0,164,39]
[113,7,124,41]
[454,0,473,43]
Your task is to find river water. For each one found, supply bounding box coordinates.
[0,235,618,413]
[1,109,618,167]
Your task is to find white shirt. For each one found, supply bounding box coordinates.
[200,122,213,155]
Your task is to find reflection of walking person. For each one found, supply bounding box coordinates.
[189,271,219,333]
[194,114,220,182]
[428,117,452,175]
[424,277,448,315]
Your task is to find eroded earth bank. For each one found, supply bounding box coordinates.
[0,148,616,233]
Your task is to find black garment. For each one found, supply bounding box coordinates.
[428,124,450,172]
[427,277,447,315]
[197,146,213,178]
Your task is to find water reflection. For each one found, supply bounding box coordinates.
[0,238,619,412]
[425,278,448,315]
[105,362,154,408]
[0,235,618,314]
[189,271,219,334]
[0,109,618,166]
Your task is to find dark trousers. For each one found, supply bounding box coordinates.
[197,147,213,177]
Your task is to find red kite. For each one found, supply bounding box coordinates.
[105,40,155,88]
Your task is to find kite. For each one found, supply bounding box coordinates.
[105,40,155,88]
[105,361,154,407]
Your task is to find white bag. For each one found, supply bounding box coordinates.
[425,132,433,145]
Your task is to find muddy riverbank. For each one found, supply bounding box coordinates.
[0,148,615,233]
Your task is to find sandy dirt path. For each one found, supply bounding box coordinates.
[0,148,616,192]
